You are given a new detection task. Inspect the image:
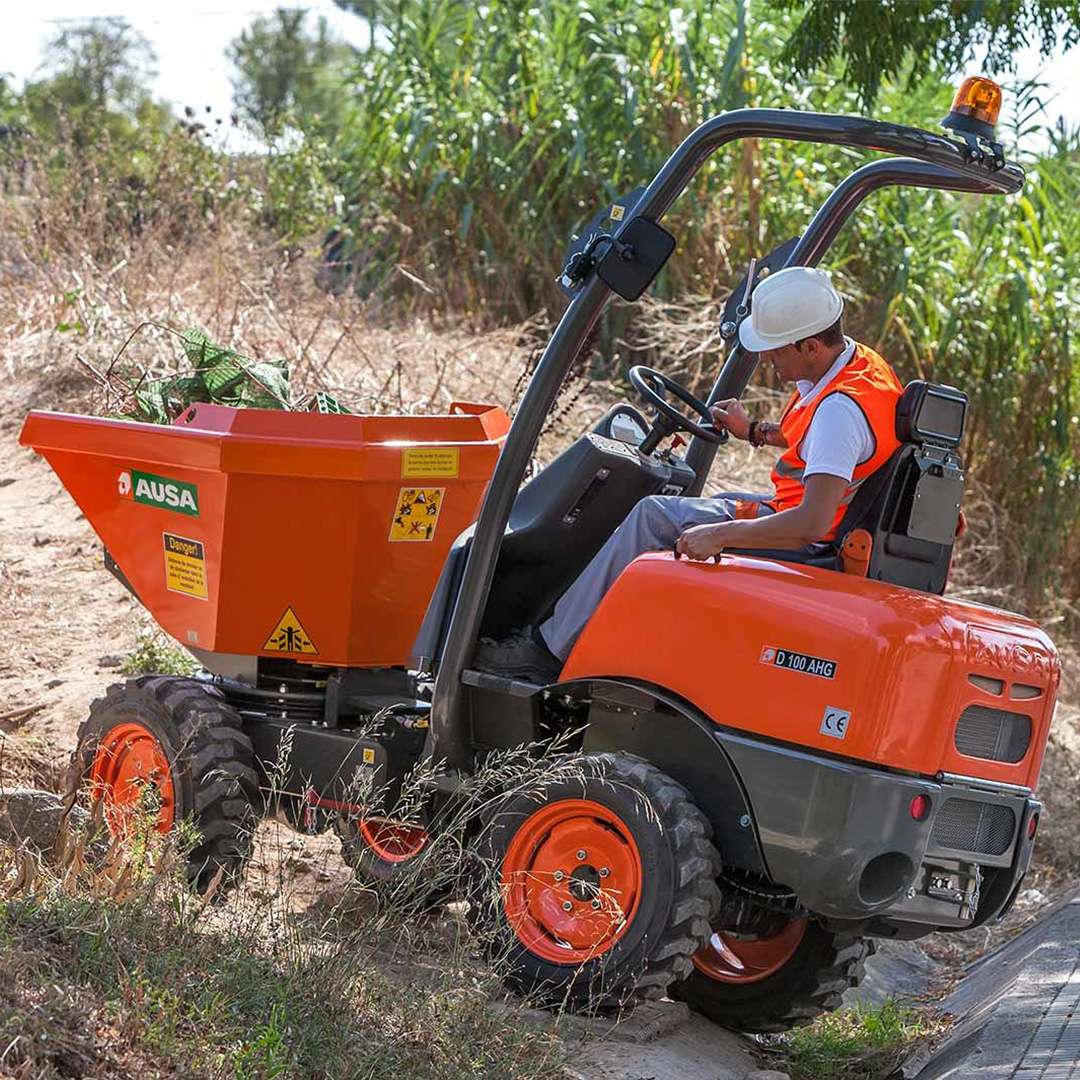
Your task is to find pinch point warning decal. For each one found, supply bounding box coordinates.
[760,645,837,679]
[390,487,444,542]
[264,607,319,655]
[163,533,208,599]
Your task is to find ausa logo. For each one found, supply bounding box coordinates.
[118,469,199,517]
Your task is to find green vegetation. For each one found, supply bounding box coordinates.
[227,9,355,137]
[777,0,1080,105]
[777,1000,949,1080]
[122,627,198,677]
[0,859,561,1080]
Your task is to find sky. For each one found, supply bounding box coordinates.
[2,1,1079,148]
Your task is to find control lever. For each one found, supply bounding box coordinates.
[734,257,758,318]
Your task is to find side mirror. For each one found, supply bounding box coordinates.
[596,217,676,301]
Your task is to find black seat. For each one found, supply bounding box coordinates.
[411,413,675,668]
[728,380,968,594]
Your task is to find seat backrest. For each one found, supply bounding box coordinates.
[833,380,967,594]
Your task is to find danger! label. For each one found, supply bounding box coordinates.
[163,533,208,600]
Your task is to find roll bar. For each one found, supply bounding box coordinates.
[682,155,1020,493]
[427,108,1025,771]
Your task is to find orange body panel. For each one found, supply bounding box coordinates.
[20,401,509,667]
[562,553,1060,788]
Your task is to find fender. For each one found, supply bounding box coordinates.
[561,677,769,876]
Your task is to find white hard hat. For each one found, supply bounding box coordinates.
[738,266,844,352]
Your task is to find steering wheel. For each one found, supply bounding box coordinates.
[628,365,728,455]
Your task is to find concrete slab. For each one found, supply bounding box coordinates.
[910,888,1080,1079]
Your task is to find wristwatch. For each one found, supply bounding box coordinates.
[748,420,764,448]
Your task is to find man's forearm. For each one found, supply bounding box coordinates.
[719,506,827,549]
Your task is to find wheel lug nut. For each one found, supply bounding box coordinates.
[553,870,564,881]
[576,850,587,860]
[591,899,601,909]
[563,900,574,911]
[599,867,610,878]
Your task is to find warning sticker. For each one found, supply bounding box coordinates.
[163,533,208,600]
[760,645,837,679]
[610,203,626,221]
[389,487,445,542]
[362,747,376,765]
[263,607,319,655]
[401,448,459,478]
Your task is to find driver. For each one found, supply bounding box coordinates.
[476,266,904,684]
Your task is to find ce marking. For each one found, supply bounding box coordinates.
[820,706,851,740]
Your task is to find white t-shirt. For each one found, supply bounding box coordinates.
[790,338,875,483]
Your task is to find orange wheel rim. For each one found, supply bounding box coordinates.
[89,722,175,834]
[501,798,642,965]
[692,916,807,984]
[358,818,429,863]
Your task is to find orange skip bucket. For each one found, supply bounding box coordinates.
[20,401,508,667]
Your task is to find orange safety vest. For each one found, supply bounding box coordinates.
[769,342,903,540]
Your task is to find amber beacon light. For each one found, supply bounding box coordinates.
[942,76,1004,140]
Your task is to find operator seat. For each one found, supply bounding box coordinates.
[729,380,968,594]
[410,405,686,668]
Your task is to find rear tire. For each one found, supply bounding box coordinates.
[75,676,259,895]
[334,814,451,909]
[671,918,873,1032]
[470,752,720,1009]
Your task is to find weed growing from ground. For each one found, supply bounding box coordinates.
[771,999,949,1080]
[122,627,197,677]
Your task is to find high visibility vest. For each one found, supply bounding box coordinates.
[769,342,903,541]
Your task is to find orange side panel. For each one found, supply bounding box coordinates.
[562,553,1060,788]
[19,402,509,667]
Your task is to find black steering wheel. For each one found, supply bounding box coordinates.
[628,365,728,455]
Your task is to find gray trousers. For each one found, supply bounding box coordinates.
[539,492,773,661]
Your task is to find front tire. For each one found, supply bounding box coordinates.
[75,676,259,894]
[470,752,720,1009]
[671,917,873,1032]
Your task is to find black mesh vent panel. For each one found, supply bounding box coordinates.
[931,798,1016,856]
[955,705,1031,763]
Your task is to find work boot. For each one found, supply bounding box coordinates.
[473,629,563,685]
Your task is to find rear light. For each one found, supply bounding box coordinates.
[1028,814,1039,840]
[910,794,931,822]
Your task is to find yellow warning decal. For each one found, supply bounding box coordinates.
[263,607,319,655]
[610,203,626,221]
[390,487,445,542]
[401,447,459,478]
[163,533,208,600]
[362,747,376,765]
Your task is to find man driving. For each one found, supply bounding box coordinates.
[477,266,903,684]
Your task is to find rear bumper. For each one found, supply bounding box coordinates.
[719,731,1038,927]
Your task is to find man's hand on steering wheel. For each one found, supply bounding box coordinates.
[709,398,750,441]
[628,365,728,455]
